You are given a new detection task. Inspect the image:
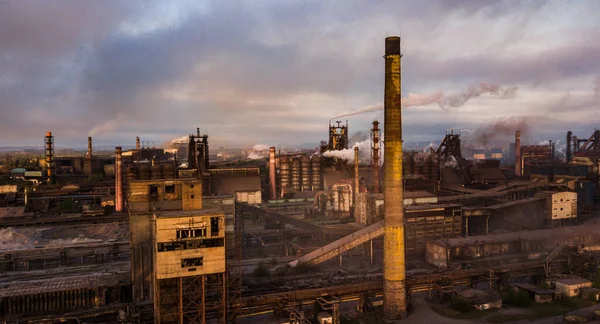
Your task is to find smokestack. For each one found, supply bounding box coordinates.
[383,36,407,320]
[269,147,277,200]
[371,120,380,194]
[566,131,572,163]
[515,130,521,177]
[136,136,141,150]
[115,147,123,212]
[354,146,359,205]
[45,132,54,182]
[87,136,93,159]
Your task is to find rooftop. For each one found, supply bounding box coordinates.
[555,276,591,286]
[155,209,224,218]
[430,223,600,246]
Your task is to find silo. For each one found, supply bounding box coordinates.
[163,163,175,179]
[280,156,291,191]
[301,155,312,191]
[291,158,301,192]
[311,155,322,190]
[138,163,151,180]
[151,164,163,179]
[425,155,433,180]
[125,165,138,183]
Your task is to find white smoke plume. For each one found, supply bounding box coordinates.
[322,139,382,163]
[443,156,458,169]
[88,112,126,136]
[331,82,519,119]
[423,142,437,153]
[247,143,271,160]
[171,136,188,144]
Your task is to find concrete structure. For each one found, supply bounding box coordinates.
[426,223,600,269]
[515,130,521,177]
[456,289,502,311]
[553,277,592,297]
[153,209,226,324]
[383,35,406,320]
[510,283,555,303]
[534,191,577,223]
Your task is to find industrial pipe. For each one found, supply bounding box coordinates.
[269,147,277,200]
[115,147,123,212]
[566,131,572,163]
[372,121,380,194]
[136,136,141,150]
[515,130,521,177]
[383,36,407,320]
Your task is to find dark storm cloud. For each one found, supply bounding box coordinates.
[0,0,598,146]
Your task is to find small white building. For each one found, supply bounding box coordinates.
[535,191,577,221]
[553,277,592,297]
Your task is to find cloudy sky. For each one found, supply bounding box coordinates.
[1,0,599,149]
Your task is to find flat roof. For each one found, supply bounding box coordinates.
[155,209,224,218]
[430,223,600,246]
[555,276,591,286]
[0,271,129,298]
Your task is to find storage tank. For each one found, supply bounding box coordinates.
[291,158,301,192]
[125,165,138,183]
[138,163,151,180]
[163,163,175,179]
[301,155,312,191]
[311,155,322,190]
[424,155,433,180]
[151,164,162,179]
[279,156,291,190]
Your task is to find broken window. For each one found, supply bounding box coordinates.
[165,185,175,194]
[181,257,203,268]
[149,185,159,201]
[176,227,207,239]
[211,217,220,236]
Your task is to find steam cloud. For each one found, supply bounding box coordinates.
[323,139,380,163]
[331,82,519,119]
[247,143,271,159]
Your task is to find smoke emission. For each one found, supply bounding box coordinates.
[464,117,531,148]
[323,138,382,163]
[331,82,519,119]
[247,143,271,159]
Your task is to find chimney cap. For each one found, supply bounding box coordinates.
[385,36,401,55]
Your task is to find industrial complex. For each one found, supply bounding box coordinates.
[1,36,600,324]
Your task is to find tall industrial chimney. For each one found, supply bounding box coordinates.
[383,36,407,320]
[566,131,572,163]
[269,147,277,200]
[136,136,141,150]
[371,120,381,194]
[515,130,521,177]
[115,147,123,212]
[354,146,360,205]
[45,132,54,183]
[87,136,93,159]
